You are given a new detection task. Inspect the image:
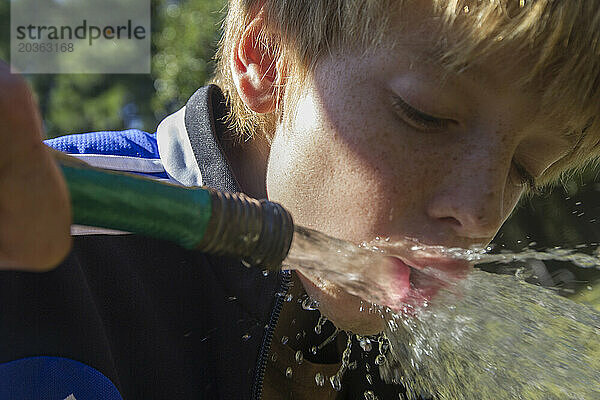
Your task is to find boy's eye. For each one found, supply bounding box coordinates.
[391,95,452,131]
[512,160,541,194]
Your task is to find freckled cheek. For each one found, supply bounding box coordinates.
[322,147,426,241]
[273,145,405,242]
[355,158,423,230]
[271,90,427,240]
[321,143,433,241]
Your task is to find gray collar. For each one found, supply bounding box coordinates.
[156,85,240,193]
[156,105,204,187]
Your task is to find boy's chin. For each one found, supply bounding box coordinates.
[296,271,386,335]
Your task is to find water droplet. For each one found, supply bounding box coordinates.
[285,293,293,302]
[330,374,342,391]
[365,362,371,372]
[281,336,289,345]
[366,373,373,385]
[242,334,251,341]
[285,367,293,378]
[296,332,302,341]
[315,372,325,387]
[295,350,304,364]
[375,354,386,365]
[227,296,237,301]
[241,260,252,268]
[314,315,327,335]
[463,5,469,13]
[262,269,269,276]
[364,390,377,400]
[302,297,320,310]
[349,360,358,370]
[360,338,372,352]
[378,337,390,354]
[271,353,277,362]
[311,346,318,355]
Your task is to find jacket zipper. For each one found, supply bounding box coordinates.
[251,270,291,400]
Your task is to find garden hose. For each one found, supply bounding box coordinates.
[57,154,294,270]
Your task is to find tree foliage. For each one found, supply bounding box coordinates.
[0,0,225,137]
[152,0,225,118]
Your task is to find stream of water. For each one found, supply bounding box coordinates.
[283,226,600,399]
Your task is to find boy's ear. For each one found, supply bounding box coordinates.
[231,10,279,114]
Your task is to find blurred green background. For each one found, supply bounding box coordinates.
[1,0,599,308]
[0,0,225,136]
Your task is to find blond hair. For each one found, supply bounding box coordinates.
[212,0,600,188]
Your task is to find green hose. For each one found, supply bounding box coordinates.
[58,155,294,270]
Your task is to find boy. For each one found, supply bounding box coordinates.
[1,0,599,398]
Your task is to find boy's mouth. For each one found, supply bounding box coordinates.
[387,254,471,311]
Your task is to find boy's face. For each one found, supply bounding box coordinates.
[263,12,573,333]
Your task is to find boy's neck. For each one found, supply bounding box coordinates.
[221,132,270,199]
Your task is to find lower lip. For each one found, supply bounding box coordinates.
[384,256,412,304]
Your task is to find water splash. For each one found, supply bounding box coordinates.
[285,226,600,310]
[317,328,340,350]
[364,390,378,400]
[329,335,353,391]
[359,337,373,352]
[295,350,304,364]
[315,372,325,387]
[380,270,600,399]
[302,296,320,311]
[284,225,600,398]
[314,315,327,335]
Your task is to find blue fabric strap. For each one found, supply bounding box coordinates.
[45,129,159,158]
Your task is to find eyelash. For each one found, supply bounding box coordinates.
[391,95,450,131]
[392,94,543,194]
[512,161,541,194]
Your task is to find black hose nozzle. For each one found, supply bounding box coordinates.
[191,189,294,271]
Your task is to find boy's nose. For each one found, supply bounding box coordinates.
[428,196,503,241]
[425,164,509,243]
